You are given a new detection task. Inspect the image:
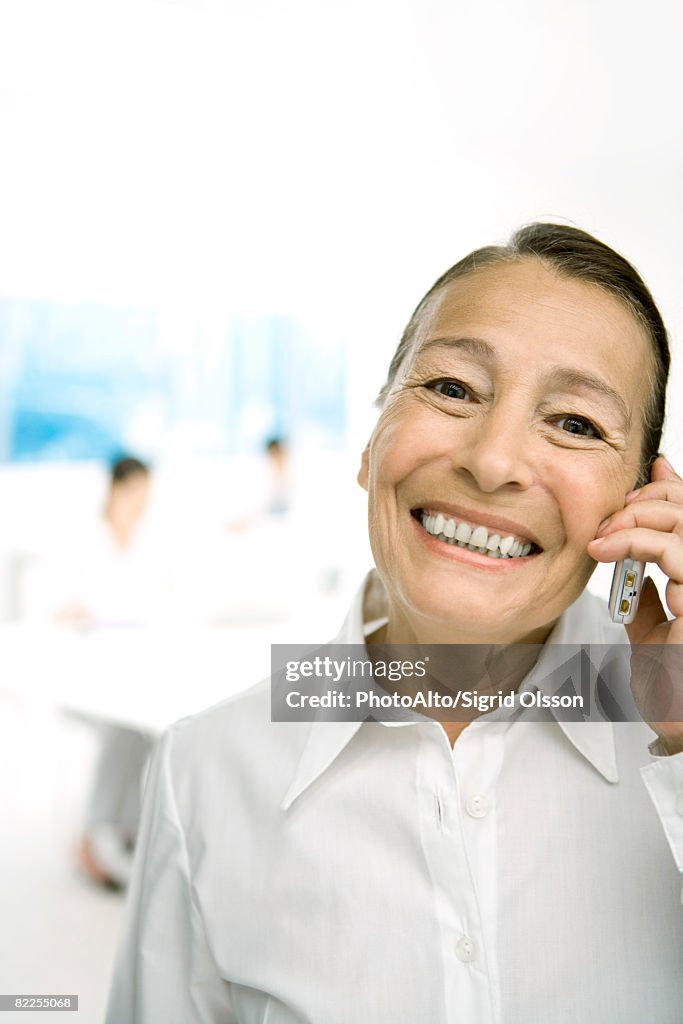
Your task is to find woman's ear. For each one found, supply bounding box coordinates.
[357,445,370,491]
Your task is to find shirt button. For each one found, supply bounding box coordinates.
[465,794,490,818]
[675,791,683,817]
[455,935,477,963]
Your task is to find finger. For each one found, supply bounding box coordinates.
[597,499,683,539]
[626,478,683,505]
[587,527,683,579]
[626,480,683,505]
[652,454,682,481]
[664,578,683,620]
[626,576,667,645]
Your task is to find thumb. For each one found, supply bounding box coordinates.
[625,576,667,645]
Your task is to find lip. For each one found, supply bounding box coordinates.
[410,513,540,568]
[411,500,543,549]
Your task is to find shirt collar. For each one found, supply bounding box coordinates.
[517,590,619,783]
[280,574,376,810]
[281,571,619,809]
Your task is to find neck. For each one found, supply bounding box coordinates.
[376,601,557,647]
[366,601,558,747]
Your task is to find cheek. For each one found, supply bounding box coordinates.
[552,457,630,547]
[369,407,438,487]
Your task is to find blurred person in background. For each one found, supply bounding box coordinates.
[55,456,159,629]
[55,456,161,889]
[263,436,291,518]
[219,436,308,617]
[226,435,293,532]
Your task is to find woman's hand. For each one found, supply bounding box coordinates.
[587,455,683,755]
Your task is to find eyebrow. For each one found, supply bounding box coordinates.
[420,335,497,361]
[545,367,632,428]
[417,335,632,428]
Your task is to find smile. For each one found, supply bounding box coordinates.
[413,508,541,560]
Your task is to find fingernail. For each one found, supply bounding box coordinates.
[589,536,605,545]
[597,516,611,532]
[625,489,641,502]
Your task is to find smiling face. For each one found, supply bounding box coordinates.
[358,259,653,644]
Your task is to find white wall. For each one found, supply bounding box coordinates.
[1,1,681,395]
[0,0,681,610]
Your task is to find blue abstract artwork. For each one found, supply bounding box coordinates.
[0,299,346,462]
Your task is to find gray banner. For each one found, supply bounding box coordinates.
[271,642,683,724]
[0,996,78,1011]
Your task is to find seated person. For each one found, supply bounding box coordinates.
[57,456,161,888]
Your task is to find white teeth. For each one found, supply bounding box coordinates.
[499,535,515,556]
[455,521,472,543]
[420,511,535,559]
[470,525,488,548]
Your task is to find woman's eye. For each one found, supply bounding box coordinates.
[554,415,603,439]
[430,379,471,400]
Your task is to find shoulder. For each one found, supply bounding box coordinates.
[159,677,311,816]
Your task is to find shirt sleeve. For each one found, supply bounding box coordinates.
[105,726,237,1024]
[640,747,683,901]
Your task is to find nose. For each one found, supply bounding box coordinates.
[454,400,535,492]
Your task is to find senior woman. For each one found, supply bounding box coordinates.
[106,224,683,1023]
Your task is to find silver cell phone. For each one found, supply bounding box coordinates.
[609,558,645,625]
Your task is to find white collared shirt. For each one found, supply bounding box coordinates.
[106,572,683,1024]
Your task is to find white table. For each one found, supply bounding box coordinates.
[0,612,339,734]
